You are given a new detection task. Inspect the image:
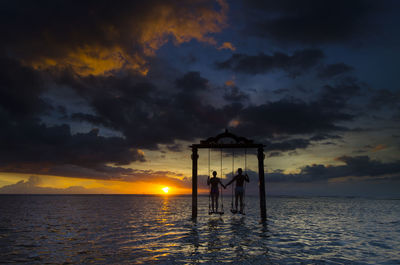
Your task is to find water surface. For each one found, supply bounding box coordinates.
[0,195,399,264]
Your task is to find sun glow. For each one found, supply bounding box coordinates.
[162,187,170,194]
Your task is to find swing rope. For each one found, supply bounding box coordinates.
[220,148,224,213]
[231,150,235,212]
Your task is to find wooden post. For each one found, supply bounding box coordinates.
[258,146,267,222]
[191,147,199,220]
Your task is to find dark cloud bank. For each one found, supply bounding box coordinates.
[243,0,381,44]
[0,55,381,185]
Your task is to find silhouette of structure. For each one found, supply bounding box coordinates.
[190,129,266,222]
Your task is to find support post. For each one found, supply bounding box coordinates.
[191,147,199,220]
[258,146,267,222]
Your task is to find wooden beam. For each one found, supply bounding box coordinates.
[258,146,267,222]
[191,143,264,149]
[191,147,198,220]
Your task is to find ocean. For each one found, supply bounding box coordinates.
[0,195,399,264]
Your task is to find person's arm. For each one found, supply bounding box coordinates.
[219,179,226,189]
[207,176,210,185]
[225,175,236,187]
[245,174,249,182]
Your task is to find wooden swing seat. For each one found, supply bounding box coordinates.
[208,211,224,215]
[230,209,245,215]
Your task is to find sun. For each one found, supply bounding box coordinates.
[162,187,170,194]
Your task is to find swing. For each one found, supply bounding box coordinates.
[230,148,247,215]
[208,148,224,215]
[191,129,267,222]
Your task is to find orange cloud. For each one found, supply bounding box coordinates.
[24,0,229,76]
[371,144,387,152]
[139,0,228,55]
[224,79,235,86]
[28,46,149,76]
[218,41,236,51]
[228,119,240,127]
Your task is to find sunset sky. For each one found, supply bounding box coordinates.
[0,0,399,196]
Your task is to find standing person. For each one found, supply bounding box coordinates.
[225,168,249,214]
[207,171,225,213]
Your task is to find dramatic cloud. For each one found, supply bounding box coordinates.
[234,99,353,138]
[264,134,342,154]
[216,49,324,76]
[368,89,400,110]
[266,138,311,152]
[0,57,48,118]
[223,86,249,102]
[243,0,379,44]
[0,124,145,174]
[60,71,242,149]
[318,77,362,110]
[268,155,400,183]
[317,63,354,79]
[0,58,146,177]
[0,0,228,76]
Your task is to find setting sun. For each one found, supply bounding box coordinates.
[162,187,170,194]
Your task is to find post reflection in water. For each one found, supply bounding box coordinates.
[206,217,224,252]
[229,216,249,260]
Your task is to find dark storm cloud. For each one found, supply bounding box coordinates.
[55,70,242,149]
[234,99,352,138]
[243,0,379,44]
[64,69,354,151]
[309,133,342,142]
[266,138,311,152]
[0,58,49,118]
[223,86,249,102]
[0,59,146,177]
[71,113,113,127]
[0,55,356,180]
[0,123,145,171]
[215,49,324,76]
[268,152,283,158]
[264,134,342,154]
[268,155,400,183]
[368,89,400,110]
[176,72,209,91]
[166,143,184,152]
[317,63,354,79]
[319,77,362,110]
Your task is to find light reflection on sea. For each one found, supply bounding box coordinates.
[0,195,399,264]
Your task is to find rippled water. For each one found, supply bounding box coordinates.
[0,195,399,264]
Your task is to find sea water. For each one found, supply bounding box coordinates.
[0,195,399,264]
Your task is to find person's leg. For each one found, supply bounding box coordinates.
[235,193,239,211]
[215,193,219,212]
[239,193,243,213]
[211,195,215,212]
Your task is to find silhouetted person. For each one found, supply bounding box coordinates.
[225,168,249,214]
[207,171,225,213]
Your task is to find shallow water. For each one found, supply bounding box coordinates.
[0,195,399,264]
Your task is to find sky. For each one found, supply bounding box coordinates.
[0,0,399,197]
